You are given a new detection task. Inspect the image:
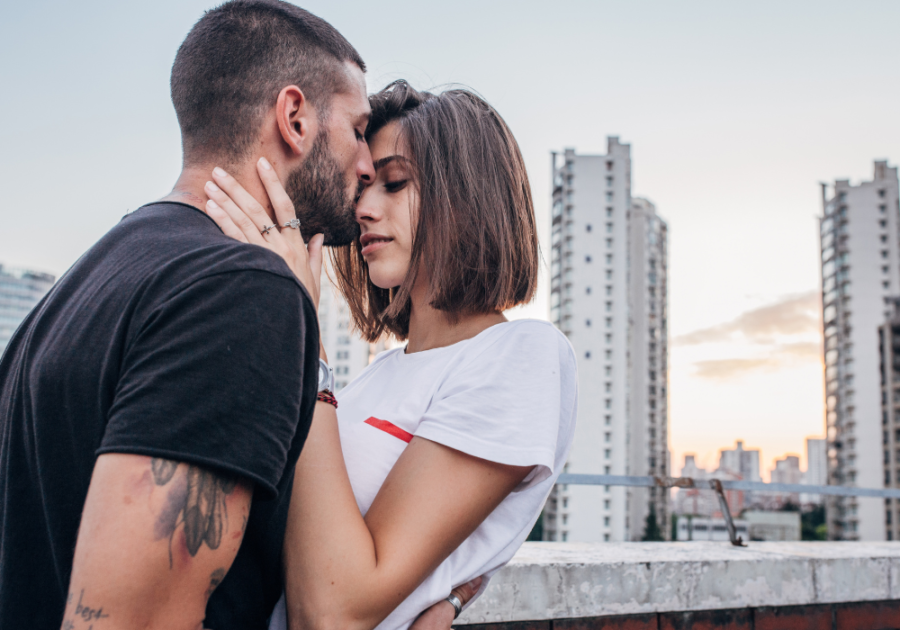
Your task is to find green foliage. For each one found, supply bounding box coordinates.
[527,511,544,541]
[801,505,827,540]
[642,504,664,541]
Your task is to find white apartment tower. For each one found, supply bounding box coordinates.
[317,279,372,391]
[544,137,669,542]
[819,160,900,541]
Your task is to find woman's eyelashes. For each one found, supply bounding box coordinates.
[384,179,408,193]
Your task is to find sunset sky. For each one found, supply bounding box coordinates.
[4,0,900,480]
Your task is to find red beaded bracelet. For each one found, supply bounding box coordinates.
[317,390,338,409]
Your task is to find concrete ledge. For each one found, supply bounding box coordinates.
[457,542,900,624]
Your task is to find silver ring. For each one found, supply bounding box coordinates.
[283,218,301,230]
[260,223,277,235]
[446,594,462,619]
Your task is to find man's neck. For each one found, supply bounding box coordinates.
[159,162,276,222]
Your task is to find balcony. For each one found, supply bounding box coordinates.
[457,541,900,630]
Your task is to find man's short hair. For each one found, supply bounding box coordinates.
[171,0,365,166]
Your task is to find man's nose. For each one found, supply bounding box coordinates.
[356,143,375,184]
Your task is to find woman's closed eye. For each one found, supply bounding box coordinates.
[384,179,408,193]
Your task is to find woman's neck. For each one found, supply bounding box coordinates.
[405,289,507,354]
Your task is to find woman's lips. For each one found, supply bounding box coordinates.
[360,234,393,257]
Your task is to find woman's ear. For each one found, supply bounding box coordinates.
[275,85,319,157]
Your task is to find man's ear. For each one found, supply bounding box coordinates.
[275,85,319,157]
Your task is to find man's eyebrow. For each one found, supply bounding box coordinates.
[373,155,411,170]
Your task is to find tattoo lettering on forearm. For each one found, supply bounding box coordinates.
[150,457,238,566]
[62,590,110,629]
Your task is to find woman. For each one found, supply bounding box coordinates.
[204,80,577,630]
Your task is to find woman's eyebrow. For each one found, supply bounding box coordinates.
[373,155,411,171]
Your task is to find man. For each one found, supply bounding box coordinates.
[0,2,373,629]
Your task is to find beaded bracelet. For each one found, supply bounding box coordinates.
[317,390,338,408]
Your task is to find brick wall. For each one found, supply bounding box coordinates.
[462,601,900,630]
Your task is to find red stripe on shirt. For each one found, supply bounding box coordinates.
[364,417,413,443]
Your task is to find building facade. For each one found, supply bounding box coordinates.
[820,160,900,541]
[801,438,827,506]
[317,279,373,392]
[879,299,900,540]
[0,264,55,356]
[544,138,669,542]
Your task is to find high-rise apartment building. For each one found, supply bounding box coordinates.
[0,264,55,356]
[318,279,372,391]
[820,160,900,541]
[801,438,827,506]
[879,299,900,539]
[543,137,669,542]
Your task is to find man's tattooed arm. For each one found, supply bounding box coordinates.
[63,453,252,630]
[150,457,238,564]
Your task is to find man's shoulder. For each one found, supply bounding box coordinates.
[118,201,307,294]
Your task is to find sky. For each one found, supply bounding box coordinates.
[3,0,900,480]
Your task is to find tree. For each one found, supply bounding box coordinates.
[801,505,827,540]
[642,504,664,541]
[527,511,544,541]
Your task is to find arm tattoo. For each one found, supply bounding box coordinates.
[150,457,238,565]
[206,567,227,599]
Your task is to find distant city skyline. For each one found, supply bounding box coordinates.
[4,0,900,478]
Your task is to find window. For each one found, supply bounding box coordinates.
[604,516,610,526]
[606,285,613,296]
[884,266,890,274]
[604,415,611,425]
[606,254,613,264]
[606,207,613,218]
[605,349,612,359]
[586,224,592,232]
[605,399,612,409]
[586,319,592,327]
[606,161,613,171]
[337,336,352,345]
[604,499,610,509]
[586,255,592,263]
[605,432,611,442]
[606,317,612,328]
[604,449,611,459]
[604,533,610,541]
[335,366,350,375]
[881,220,887,228]
[606,301,613,311]
[585,351,591,359]
[562,532,568,542]
[879,189,887,198]
[883,251,889,259]
[605,382,611,392]
[882,235,888,243]
[881,205,887,213]
[605,270,613,280]
[606,222,613,233]
[884,281,890,289]
[606,238,613,249]
[605,333,612,343]
[605,366,612,376]
[606,176,613,187]
[336,351,350,360]
[586,286,592,295]
[606,192,613,201]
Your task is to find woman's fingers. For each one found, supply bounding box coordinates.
[204,179,269,246]
[205,200,250,244]
[451,576,483,608]
[256,158,299,230]
[211,167,273,231]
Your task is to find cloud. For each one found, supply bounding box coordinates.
[677,293,823,380]
[674,292,820,346]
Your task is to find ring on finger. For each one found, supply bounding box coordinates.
[283,218,301,230]
[260,223,278,235]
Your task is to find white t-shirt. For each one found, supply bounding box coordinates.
[269,319,577,630]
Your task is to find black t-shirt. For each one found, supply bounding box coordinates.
[0,202,319,630]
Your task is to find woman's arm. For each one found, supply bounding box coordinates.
[285,400,531,630]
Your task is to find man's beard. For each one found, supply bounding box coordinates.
[285,128,360,246]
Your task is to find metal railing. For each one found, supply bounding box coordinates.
[555,473,900,546]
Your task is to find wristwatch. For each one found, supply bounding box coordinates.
[317,358,335,393]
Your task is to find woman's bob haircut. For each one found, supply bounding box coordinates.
[331,80,539,341]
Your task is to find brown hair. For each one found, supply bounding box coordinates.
[331,80,538,341]
[171,0,365,166]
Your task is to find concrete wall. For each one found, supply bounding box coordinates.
[458,541,900,625]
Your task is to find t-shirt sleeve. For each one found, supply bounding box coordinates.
[413,322,567,491]
[99,270,310,499]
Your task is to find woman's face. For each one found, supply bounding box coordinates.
[355,121,415,290]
